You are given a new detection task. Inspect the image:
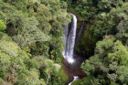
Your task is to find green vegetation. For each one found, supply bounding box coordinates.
[0,20,6,31]
[0,0,128,85]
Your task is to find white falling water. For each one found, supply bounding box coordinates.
[68,76,79,85]
[63,14,77,64]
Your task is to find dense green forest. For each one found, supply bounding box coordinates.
[0,0,128,85]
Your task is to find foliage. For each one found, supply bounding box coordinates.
[0,32,64,85]
[78,37,128,85]
[0,0,68,84]
[0,20,6,31]
[0,0,69,60]
[0,0,128,85]
[75,1,128,58]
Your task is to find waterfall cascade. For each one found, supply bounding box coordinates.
[63,14,86,85]
[68,76,79,85]
[63,14,77,64]
[63,14,78,85]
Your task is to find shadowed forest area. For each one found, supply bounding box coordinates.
[0,0,128,85]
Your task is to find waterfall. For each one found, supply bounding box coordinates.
[68,76,79,85]
[63,14,85,85]
[63,14,77,64]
